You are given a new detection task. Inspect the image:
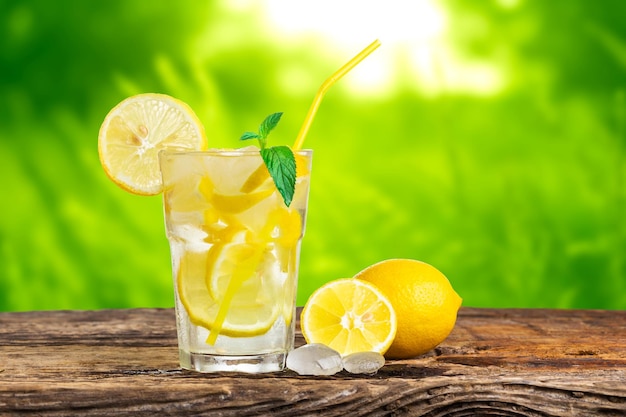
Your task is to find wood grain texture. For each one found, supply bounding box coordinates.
[1,307,625,416]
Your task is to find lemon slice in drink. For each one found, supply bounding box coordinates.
[301,278,397,356]
[98,93,206,195]
[177,232,279,338]
[206,233,278,304]
[211,189,275,214]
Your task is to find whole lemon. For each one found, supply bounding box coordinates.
[354,259,462,359]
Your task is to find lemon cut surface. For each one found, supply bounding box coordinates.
[300,278,397,356]
[98,93,206,195]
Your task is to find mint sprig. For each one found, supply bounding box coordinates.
[240,112,296,207]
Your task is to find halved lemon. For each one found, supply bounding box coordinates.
[98,93,206,195]
[300,278,397,356]
[177,232,279,339]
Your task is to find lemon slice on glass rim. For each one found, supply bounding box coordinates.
[98,93,207,195]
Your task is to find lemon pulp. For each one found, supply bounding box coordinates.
[300,278,397,356]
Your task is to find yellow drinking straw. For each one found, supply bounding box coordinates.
[292,39,381,151]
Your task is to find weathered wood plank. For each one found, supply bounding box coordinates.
[1,307,625,416]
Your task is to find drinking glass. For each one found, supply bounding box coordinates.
[159,148,312,373]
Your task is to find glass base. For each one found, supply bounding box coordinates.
[180,350,286,373]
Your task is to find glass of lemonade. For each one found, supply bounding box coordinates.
[159,148,312,373]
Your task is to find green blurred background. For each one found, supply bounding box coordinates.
[2,0,626,311]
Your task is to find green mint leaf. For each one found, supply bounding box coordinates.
[261,145,296,207]
[240,131,260,141]
[240,112,293,204]
[259,112,283,139]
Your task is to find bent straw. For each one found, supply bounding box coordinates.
[292,39,381,151]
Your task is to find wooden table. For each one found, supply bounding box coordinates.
[1,307,625,416]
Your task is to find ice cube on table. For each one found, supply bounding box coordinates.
[342,351,385,374]
[286,344,343,376]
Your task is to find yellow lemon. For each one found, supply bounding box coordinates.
[300,278,397,356]
[355,259,462,359]
[98,93,206,195]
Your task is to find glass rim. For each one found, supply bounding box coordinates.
[159,148,313,157]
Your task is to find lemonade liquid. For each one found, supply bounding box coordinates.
[159,148,312,372]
